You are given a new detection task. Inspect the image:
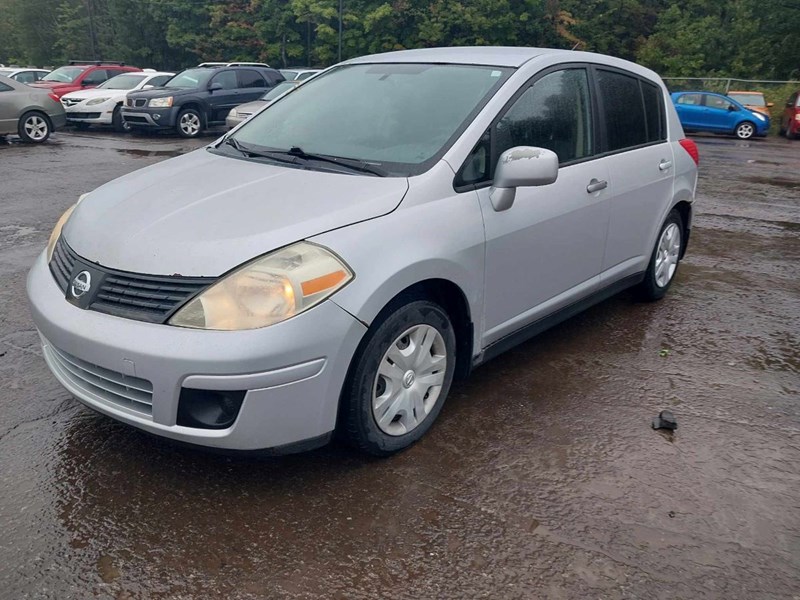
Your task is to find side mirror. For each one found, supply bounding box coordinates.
[728,104,737,112]
[489,146,559,211]
[208,82,223,92]
[142,84,153,90]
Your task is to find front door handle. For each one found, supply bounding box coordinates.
[586,178,608,193]
[659,159,673,171]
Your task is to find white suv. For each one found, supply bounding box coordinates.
[60,71,174,132]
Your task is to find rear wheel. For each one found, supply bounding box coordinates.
[637,210,683,301]
[112,105,131,133]
[176,108,202,138]
[735,121,755,140]
[341,300,456,456]
[17,111,51,143]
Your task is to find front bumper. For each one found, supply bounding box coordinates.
[120,106,178,129]
[27,251,367,451]
[226,114,246,129]
[65,106,114,125]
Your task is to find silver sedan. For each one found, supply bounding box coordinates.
[0,74,66,143]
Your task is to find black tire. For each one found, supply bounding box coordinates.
[637,209,684,302]
[735,121,756,140]
[17,111,51,143]
[340,299,457,456]
[112,105,130,133]
[176,107,203,138]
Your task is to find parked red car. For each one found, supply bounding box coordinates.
[29,61,141,99]
[780,90,800,139]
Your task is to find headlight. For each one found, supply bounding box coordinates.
[149,97,173,108]
[169,242,353,330]
[46,195,88,262]
[753,112,766,122]
[86,97,111,105]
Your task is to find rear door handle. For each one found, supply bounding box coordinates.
[659,160,673,171]
[586,178,608,193]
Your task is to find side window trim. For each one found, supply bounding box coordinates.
[454,62,599,193]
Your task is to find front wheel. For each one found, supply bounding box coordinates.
[340,300,457,456]
[112,105,131,133]
[176,108,202,138]
[18,111,51,143]
[637,210,683,301]
[735,121,755,140]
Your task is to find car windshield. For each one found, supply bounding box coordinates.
[164,69,211,89]
[42,66,85,83]
[279,70,298,80]
[98,74,146,89]
[0,69,13,77]
[729,93,766,107]
[232,63,512,176]
[261,82,296,101]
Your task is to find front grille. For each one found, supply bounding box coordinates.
[132,98,147,107]
[45,342,154,416]
[50,234,77,290]
[49,236,215,324]
[67,112,101,120]
[61,98,81,107]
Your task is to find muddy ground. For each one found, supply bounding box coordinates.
[0,130,798,599]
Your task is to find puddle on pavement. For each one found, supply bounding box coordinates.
[114,148,184,158]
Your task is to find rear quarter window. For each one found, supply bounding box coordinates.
[641,81,666,142]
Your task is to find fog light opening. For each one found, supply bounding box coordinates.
[177,388,246,430]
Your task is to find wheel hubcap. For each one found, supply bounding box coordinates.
[738,123,753,138]
[372,324,447,436]
[180,114,200,135]
[25,116,47,140]
[655,223,681,288]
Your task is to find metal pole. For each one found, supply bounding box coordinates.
[338,0,343,62]
[86,0,98,61]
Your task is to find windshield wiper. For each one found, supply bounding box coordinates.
[222,137,297,165]
[282,146,387,177]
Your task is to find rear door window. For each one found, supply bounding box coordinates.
[676,93,702,105]
[237,70,267,89]
[596,69,647,151]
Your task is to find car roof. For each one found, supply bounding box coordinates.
[345,46,555,67]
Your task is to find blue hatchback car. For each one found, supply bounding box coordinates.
[671,91,770,139]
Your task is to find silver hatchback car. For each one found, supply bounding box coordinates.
[28,47,698,456]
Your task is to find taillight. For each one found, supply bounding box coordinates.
[48,92,59,103]
[679,138,699,166]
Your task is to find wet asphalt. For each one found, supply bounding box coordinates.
[0,129,798,599]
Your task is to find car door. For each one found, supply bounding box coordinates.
[0,81,18,133]
[207,70,240,123]
[472,67,610,346]
[595,68,675,281]
[80,68,108,89]
[703,94,737,131]
[236,70,268,103]
[673,93,704,130]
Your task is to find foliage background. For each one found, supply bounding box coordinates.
[0,0,797,79]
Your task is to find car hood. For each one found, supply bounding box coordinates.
[127,86,194,100]
[62,88,125,101]
[30,81,71,90]
[63,148,409,277]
